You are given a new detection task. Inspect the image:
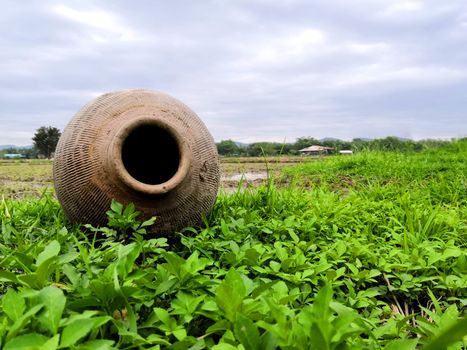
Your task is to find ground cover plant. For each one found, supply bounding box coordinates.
[0,158,281,197]
[0,160,54,198]
[0,140,466,349]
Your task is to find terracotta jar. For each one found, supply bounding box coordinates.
[53,89,219,234]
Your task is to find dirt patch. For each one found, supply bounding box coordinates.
[221,171,270,190]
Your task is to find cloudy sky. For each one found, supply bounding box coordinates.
[1,0,466,145]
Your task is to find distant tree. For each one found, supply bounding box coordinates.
[22,147,38,159]
[245,143,264,157]
[419,139,448,150]
[32,126,61,158]
[246,142,284,156]
[217,140,240,156]
[292,137,320,152]
[351,138,371,152]
[320,139,350,152]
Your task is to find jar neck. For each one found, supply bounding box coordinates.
[107,117,191,196]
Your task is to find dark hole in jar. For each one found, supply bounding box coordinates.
[121,124,180,185]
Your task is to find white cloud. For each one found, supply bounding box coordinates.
[329,65,467,91]
[1,0,466,145]
[345,41,391,55]
[0,130,35,146]
[375,0,464,22]
[235,27,326,66]
[51,4,145,43]
[53,5,118,30]
[380,1,423,16]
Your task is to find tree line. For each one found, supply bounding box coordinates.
[216,137,456,156]
[0,126,460,159]
[0,126,61,159]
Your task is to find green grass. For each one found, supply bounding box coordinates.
[0,141,466,349]
[0,160,54,198]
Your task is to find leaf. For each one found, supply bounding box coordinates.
[4,333,48,350]
[36,240,60,267]
[17,273,41,289]
[385,339,418,350]
[59,311,99,327]
[211,344,240,350]
[91,316,113,329]
[422,316,467,350]
[171,292,204,322]
[162,252,185,279]
[140,216,157,228]
[75,339,116,350]
[2,289,25,321]
[58,251,80,265]
[335,241,346,257]
[206,320,231,334]
[260,331,277,350]
[62,263,80,286]
[122,202,136,217]
[36,286,66,334]
[331,309,363,343]
[172,328,187,341]
[7,304,44,341]
[41,335,60,350]
[154,307,172,327]
[146,334,171,346]
[35,257,59,288]
[112,265,137,334]
[110,200,123,215]
[251,281,279,299]
[117,243,141,278]
[313,284,333,319]
[299,285,333,349]
[0,270,19,283]
[345,262,359,275]
[287,228,300,243]
[215,270,246,322]
[234,314,260,350]
[59,318,96,348]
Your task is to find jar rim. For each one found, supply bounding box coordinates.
[111,117,191,195]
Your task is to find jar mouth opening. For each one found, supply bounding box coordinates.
[112,118,190,195]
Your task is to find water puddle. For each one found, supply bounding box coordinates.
[223,172,269,182]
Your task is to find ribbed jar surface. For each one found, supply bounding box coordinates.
[53,89,219,234]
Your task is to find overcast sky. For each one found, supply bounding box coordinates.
[1,0,466,145]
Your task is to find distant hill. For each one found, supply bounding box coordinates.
[320,137,342,142]
[354,138,373,142]
[234,141,249,148]
[0,145,33,150]
[395,136,411,141]
[353,137,412,142]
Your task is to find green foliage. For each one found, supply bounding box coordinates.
[217,140,241,156]
[1,143,466,348]
[0,147,37,159]
[245,142,287,157]
[216,136,455,156]
[85,199,156,241]
[32,126,61,159]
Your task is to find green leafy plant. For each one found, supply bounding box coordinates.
[85,199,156,241]
[0,141,466,348]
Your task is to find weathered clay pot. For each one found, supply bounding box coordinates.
[53,89,219,234]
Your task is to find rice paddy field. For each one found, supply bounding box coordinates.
[0,141,466,349]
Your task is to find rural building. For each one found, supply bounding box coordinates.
[339,150,353,155]
[2,153,23,159]
[299,145,334,156]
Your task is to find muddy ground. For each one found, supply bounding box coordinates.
[0,157,307,198]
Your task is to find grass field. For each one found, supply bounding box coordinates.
[0,157,303,197]
[0,160,54,198]
[0,142,466,349]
